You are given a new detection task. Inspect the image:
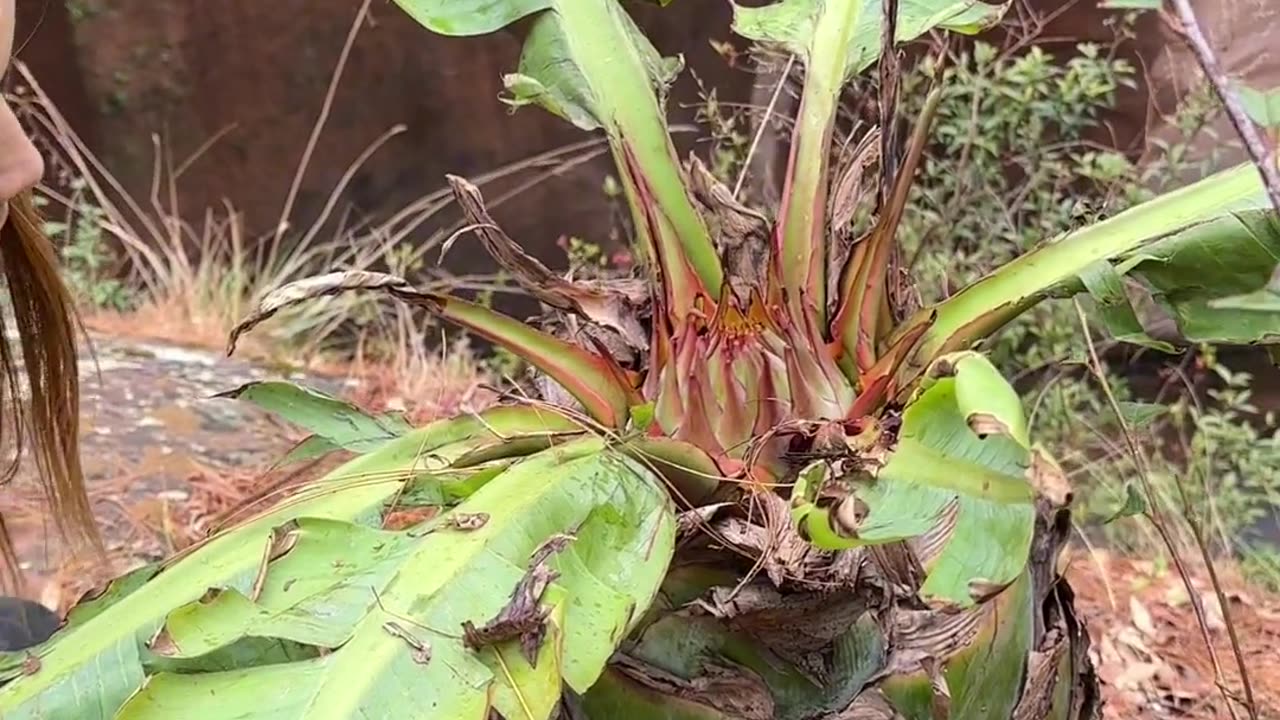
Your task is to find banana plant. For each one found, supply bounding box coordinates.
[4,0,1277,718]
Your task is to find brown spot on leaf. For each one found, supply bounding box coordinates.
[929,358,957,379]
[21,653,40,676]
[383,506,440,531]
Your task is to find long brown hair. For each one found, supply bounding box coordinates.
[0,191,100,592]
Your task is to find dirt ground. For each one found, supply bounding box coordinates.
[3,332,1278,719]
[1068,551,1280,719]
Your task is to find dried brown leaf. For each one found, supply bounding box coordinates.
[1028,448,1073,508]
[719,492,818,587]
[1130,595,1157,639]
[829,129,882,233]
[868,541,925,598]
[886,603,988,676]
[1013,628,1068,720]
[923,657,951,720]
[446,175,648,350]
[676,503,732,540]
[461,534,573,666]
[828,689,905,719]
[611,654,775,720]
[687,154,769,297]
[227,271,412,355]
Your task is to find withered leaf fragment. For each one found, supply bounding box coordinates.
[461,535,573,666]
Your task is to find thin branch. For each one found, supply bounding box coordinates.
[1073,299,1254,720]
[1166,0,1280,213]
[269,0,373,251]
[1161,3,1269,716]
[733,54,796,200]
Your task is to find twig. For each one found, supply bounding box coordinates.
[1166,0,1280,214]
[733,54,795,200]
[1073,299,1253,720]
[1161,3,1269,716]
[269,0,373,251]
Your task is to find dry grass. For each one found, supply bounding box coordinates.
[13,52,606,367]
[11,0,606,368]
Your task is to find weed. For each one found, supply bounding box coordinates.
[37,184,135,312]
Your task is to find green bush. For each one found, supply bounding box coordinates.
[39,184,136,312]
[889,34,1277,569]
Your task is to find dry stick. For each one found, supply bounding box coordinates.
[1161,3,1269,716]
[1166,0,1280,214]
[733,55,796,201]
[267,0,373,262]
[1072,300,1249,720]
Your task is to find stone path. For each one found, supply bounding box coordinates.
[5,332,352,599]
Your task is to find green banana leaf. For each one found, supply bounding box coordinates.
[881,569,1035,720]
[218,380,412,458]
[911,161,1278,370]
[1110,209,1280,344]
[394,0,721,312]
[731,0,1005,317]
[0,409,670,720]
[793,352,1037,607]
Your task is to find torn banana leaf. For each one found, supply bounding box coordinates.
[106,440,674,720]
[0,408,605,719]
[911,161,1275,374]
[1074,261,1175,353]
[1112,209,1280,344]
[1051,210,1280,348]
[217,380,412,456]
[881,569,1035,720]
[793,352,1037,607]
